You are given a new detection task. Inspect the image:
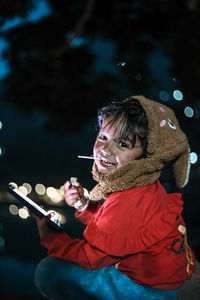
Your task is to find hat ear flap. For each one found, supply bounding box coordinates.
[173,147,191,188]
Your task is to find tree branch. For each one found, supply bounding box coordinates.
[52,0,96,57]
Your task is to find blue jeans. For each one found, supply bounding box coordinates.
[35,256,180,300]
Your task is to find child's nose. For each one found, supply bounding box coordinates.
[102,141,113,156]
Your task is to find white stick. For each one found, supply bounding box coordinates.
[78,155,95,160]
[78,155,101,160]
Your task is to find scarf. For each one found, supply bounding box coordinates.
[89,157,164,201]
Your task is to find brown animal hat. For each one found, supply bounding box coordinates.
[131,95,191,188]
[89,95,191,201]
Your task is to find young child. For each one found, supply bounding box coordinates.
[33,95,196,300]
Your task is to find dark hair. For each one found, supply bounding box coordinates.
[97,98,148,158]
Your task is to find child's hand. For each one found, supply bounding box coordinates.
[64,180,87,210]
[29,210,55,240]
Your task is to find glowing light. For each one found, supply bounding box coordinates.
[173,90,183,101]
[59,214,66,224]
[18,207,29,219]
[184,106,194,118]
[9,204,19,215]
[117,62,126,67]
[59,185,64,196]
[190,152,198,164]
[9,182,18,188]
[46,187,57,198]
[66,32,85,48]
[35,183,46,195]
[71,37,84,48]
[0,145,5,156]
[159,90,170,102]
[22,183,32,194]
[18,186,28,195]
[0,121,2,130]
[50,189,63,203]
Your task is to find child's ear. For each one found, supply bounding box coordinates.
[173,147,191,188]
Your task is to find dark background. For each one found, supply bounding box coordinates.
[0,0,200,298]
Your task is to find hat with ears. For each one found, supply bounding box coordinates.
[130,95,191,188]
[89,95,191,201]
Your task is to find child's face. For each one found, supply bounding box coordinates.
[93,117,143,174]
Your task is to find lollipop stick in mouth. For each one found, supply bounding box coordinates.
[78,155,100,160]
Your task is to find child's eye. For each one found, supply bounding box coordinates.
[118,141,128,148]
[98,134,107,140]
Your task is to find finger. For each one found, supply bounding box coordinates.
[77,187,84,197]
[38,215,50,227]
[69,196,82,206]
[64,189,80,200]
[64,193,80,205]
[74,186,84,199]
[64,180,71,190]
[74,181,82,188]
[28,209,39,220]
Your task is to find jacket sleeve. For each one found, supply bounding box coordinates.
[40,192,132,269]
[75,201,102,225]
[40,230,119,270]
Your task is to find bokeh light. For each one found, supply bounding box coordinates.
[159,90,170,102]
[18,186,28,195]
[9,182,18,188]
[59,185,64,196]
[0,145,5,156]
[173,90,183,101]
[9,204,19,215]
[117,61,126,67]
[18,207,29,219]
[0,121,2,130]
[46,187,57,198]
[22,183,32,194]
[190,152,198,164]
[50,189,63,203]
[35,183,46,195]
[59,214,66,224]
[184,106,194,118]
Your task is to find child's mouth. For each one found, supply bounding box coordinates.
[97,156,115,167]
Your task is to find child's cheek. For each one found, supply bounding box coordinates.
[93,140,99,156]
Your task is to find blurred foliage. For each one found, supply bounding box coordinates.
[1,0,200,132]
[0,0,33,22]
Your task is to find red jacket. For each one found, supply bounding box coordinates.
[40,180,196,290]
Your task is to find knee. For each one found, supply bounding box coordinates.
[35,256,61,294]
